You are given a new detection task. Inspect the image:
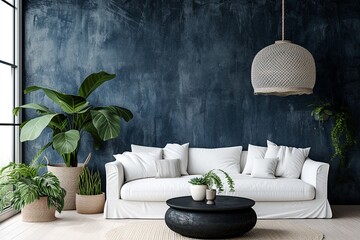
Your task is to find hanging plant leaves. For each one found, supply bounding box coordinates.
[310,100,357,167]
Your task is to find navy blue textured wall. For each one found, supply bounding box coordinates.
[23,0,360,204]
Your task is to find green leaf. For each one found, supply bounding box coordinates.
[78,167,102,195]
[13,103,52,116]
[53,130,80,155]
[48,114,67,131]
[0,161,65,213]
[324,110,333,116]
[78,71,116,99]
[96,106,133,122]
[91,109,121,141]
[24,86,89,114]
[82,121,102,150]
[30,142,53,166]
[20,114,58,142]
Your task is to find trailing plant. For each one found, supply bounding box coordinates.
[0,160,66,212]
[188,169,235,193]
[78,166,102,195]
[310,100,356,167]
[331,112,356,167]
[13,71,133,167]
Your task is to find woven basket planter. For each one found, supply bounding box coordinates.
[76,193,105,214]
[22,196,56,222]
[48,164,84,210]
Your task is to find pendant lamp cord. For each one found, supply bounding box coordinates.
[282,0,285,40]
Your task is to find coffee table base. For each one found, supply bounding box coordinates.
[165,207,257,239]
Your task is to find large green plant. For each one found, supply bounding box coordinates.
[78,166,102,195]
[0,161,66,212]
[13,71,133,167]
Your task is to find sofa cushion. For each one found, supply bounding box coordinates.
[114,152,159,182]
[232,174,315,201]
[131,144,163,159]
[155,159,181,178]
[120,174,315,202]
[265,140,310,179]
[251,157,278,179]
[121,175,195,201]
[243,144,267,174]
[163,143,189,175]
[187,146,243,174]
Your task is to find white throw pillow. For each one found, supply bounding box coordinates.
[113,152,158,182]
[155,159,181,178]
[188,146,243,175]
[163,143,189,175]
[251,158,278,179]
[264,140,310,178]
[131,144,163,159]
[242,144,267,174]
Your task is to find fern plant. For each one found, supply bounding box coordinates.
[189,169,235,193]
[78,167,102,195]
[0,161,66,212]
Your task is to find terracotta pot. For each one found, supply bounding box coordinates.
[206,189,216,205]
[76,192,105,214]
[47,164,84,210]
[190,185,207,201]
[22,196,56,222]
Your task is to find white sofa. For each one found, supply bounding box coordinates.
[104,145,332,219]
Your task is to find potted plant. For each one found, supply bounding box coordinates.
[203,169,235,204]
[13,71,133,209]
[0,160,66,222]
[188,169,235,203]
[76,166,105,214]
[188,177,208,201]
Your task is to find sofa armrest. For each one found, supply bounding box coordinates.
[105,160,125,200]
[301,158,330,199]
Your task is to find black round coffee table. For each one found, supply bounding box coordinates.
[165,196,257,239]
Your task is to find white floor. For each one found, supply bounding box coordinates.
[0,205,359,240]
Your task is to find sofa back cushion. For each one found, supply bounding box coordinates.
[163,143,189,175]
[132,143,189,176]
[114,152,159,182]
[242,144,268,174]
[265,140,310,179]
[131,144,163,159]
[240,151,248,172]
[187,146,243,174]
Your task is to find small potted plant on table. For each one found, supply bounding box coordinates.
[76,166,105,214]
[0,161,66,222]
[188,177,208,201]
[188,169,235,204]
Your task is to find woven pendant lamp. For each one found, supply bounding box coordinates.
[251,0,316,96]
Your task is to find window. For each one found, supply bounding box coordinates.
[0,0,21,222]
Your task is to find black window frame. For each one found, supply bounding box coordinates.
[0,0,22,222]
